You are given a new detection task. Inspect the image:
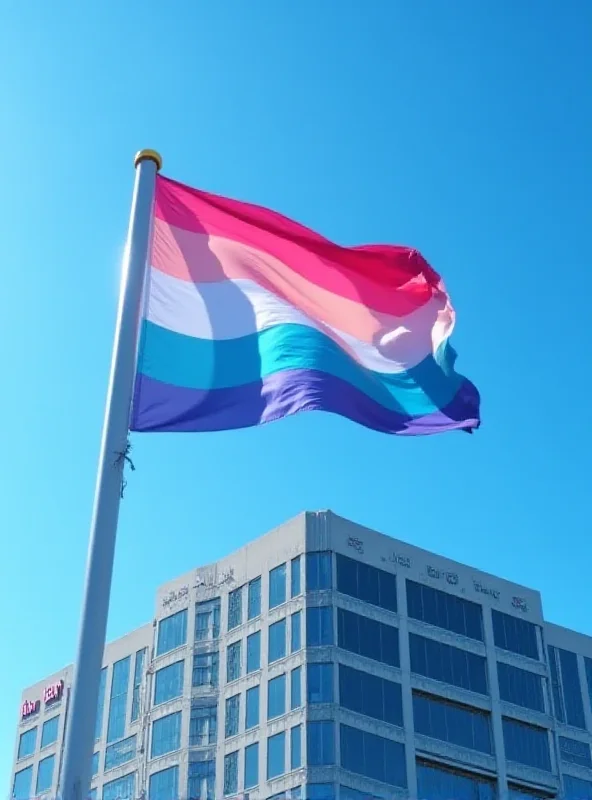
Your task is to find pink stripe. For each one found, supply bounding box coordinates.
[151,221,451,347]
[154,175,444,317]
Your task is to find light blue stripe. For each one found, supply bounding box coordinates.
[137,320,463,416]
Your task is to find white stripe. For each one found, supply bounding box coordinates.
[146,268,453,374]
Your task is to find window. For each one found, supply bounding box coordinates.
[246,684,260,729]
[497,661,544,712]
[95,667,107,740]
[157,608,188,655]
[154,660,184,705]
[188,759,215,800]
[18,727,36,759]
[227,641,242,682]
[247,630,261,673]
[307,552,332,590]
[228,587,243,630]
[291,666,302,709]
[89,791,97,800]
[269,618,287,663]
[267,731,286,779]
[307,606,334,646]
[195,598,221,641]
[410,632,487,695]
[339,664,403,727]
[245,742,259,789]
[92,751,99,776]
[291,556,301,597]
[13,766,33,800]
[492,610,538,659]
[190,703,217,746]
[149,767,177,800]
[248,577,261,619]
[508,787,553,799]
[36,754,55,794]
[307,720,335,765]
[268,674,287,719]
[225,694,240,738]
[340,724,406,788]
[337,608,399,667]
[224,750,239,795]
[416,761,495,800]
[291,725,302,769]
[559,735,592,768]
[41,715,59,748]
[308,663,334,703]
[270,563,287,608]
[336,554,397,612]
[151,711,182,757]
[564,775,592,799]
[131,648,146,721]
[291,611,302,652]
[413,692,492,754]
[107,655,131,743]
[193,651,219,687]
[548,645,586,728]
[104,774,135,800]
[306,787,335,800]
[105,734,136,769]
[340,788,386,800]
[502,717,551,771]
[407,580,483,641]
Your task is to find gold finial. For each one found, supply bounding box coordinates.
[134,149,163,171]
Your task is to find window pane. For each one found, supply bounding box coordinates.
[157,609,188,656]
[245,742,259,789]
[291,666,302,709]
[339,664,403,727]
[269,618,287,663]
[410,632,487,695]
[105,774,135,800]
[248,577,262,619]
[559,647,586,728]
[105,734,136,769]
[336,554,397,613]
[564,775,592,800]
[407,580,483,641]
[188,759,215,800]
[413,692,492,754]
[224,751,239,796]
[195,598,221,641]
[36,755,55,794]
[18,727,37,759]
[13,767,33,800]
[149,767,177,800]
[307,721,335,766]
[190,703,217,746]
[416,761,496,800]
[337,608,399,667]
[270,563,287,609]
[154,660,184,705]
[131,648,146,722]
[492,610,538,659]
[151,711,182,757]
[268,674,287,719]
[340,724,406,788]
[291,611,302,652]
[225,694,240,738]
[502,717,551,771]
[291,556,301,597]
[268,731,286,779]
[192,651,219,688]
[226,641,242,682]
[92,752,99,776]
[308,663,334,703]
[107,656,131,743]
[307,552,333,591]
[559,735,592,768]
[497,661,544,712]
[291,725,302,769]
[247,631,261,673]
[307,606,334,647]
[246,684,260,729]
[228,587,243,630]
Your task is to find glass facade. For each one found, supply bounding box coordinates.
[36,754,55,794]
[104,773,135,800]
[291,665,302,709]
[151,711,182,757]
[410,632,487,694]
[193,651,219,687]
[564,775,592,799]
[268,673,287,719]
[413,692,492,753]
[308,662,334,703]
[107,656,130,743]
[224,750,239,795]
[269,618,287,662]
[416,761,495,800]
[245,741,259,788]
[13,766,33,800]
[157,609,188,655]
[149,767,178,800]
[502,717,551,771]
[248,576,261,619]
[291,610,302,652]
[340,724,406,788]
[492,610,538,659]
[336,553,397,612]
[291,724,302,769]
[225,693,240,737]
[548,645,586,728]
[130,647,146,721]
[190,702,217,745]
[195,598,221,641]
[246,684,260,729]
[291,555,301,597]
[247,630,261,673]
[307,551,333,590]
[270,563,287,608]
[188,759,215,800]
[105,734,136,769]
[154,660,184,705]
[559,735,592,768]
[307,606,334,646]
[497,660,544,711]
[308,720,335,765]
[18,727,36,759]
[339,663,402,726]
[337,607,399,667]
[226,640,241,682]
[268,731,286,778]
[407,579,483,641]
[228,586,242,630]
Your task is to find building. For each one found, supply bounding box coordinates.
[9,511,592,800]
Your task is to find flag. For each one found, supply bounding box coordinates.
[131,175,480,435]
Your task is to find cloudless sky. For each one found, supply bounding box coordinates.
[1,0,590,786]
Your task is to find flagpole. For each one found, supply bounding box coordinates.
[59,150,161,800]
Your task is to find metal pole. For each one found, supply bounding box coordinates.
[59,150,162,800]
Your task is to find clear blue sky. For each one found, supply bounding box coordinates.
[1,0,590,785]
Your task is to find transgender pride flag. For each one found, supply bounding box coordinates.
[131,175,480,435]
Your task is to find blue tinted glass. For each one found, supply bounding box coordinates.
[548,645,565,722]
[417,762,495,800]
[105,774,135,800]
[36,755,55,794]
[13,767,33,800]
[337,608,399,667]
[291,666,302,709]
[307,606,334,646]
[340,724,406,788]
[502,717,551,771]
[95,667,107,740]
[407,580,483,641]
[131,648,146,721]
[497,661,544,711]
[492,610,538,659]
[188,759,215,800]
[92,751,99,776]
[157,609,188,656]
[245,742,259,789]
[268,731,286,779]
[154,660,184,705]
[307,721,335,765]
[410,632,488,695]
[291,611,302,652]
[247,631,261,673]
[306,786,335,800]
[307,552,332,590]
[190,702,217,746]
[413,693,492,753]
[151,711,182,757]
[268,674,286,719]
[193,651,219,687]
[148,767,177,800]
[18,727,36,759]
[248,577,262,619]
[228,586,243,630]
[227,640,242,682]
[308,663,334,703]
[339,664,403,727]
[246,684,260,729]
[336,554,397,613]
[270,564,287,609]
[225,694,240,737]
[559,648,586,728]
[105,734,136,769]
[291,725,302,769]
[224,750,239,795]
[564,775,592,800]
[291,556,301,597]
[195,598,221,641]
[107,655,131,743]
[269,618,287,662]
[559,735,592,768]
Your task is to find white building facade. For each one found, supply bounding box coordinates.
[9,511,592,800]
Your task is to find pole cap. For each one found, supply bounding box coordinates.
[134,149,163,171]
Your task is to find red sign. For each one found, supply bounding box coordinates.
[43,680,64,704]
[21,699,40,719]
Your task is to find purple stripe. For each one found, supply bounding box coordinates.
[131,368,480,436]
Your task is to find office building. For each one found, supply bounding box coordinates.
[10,511,592,799]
